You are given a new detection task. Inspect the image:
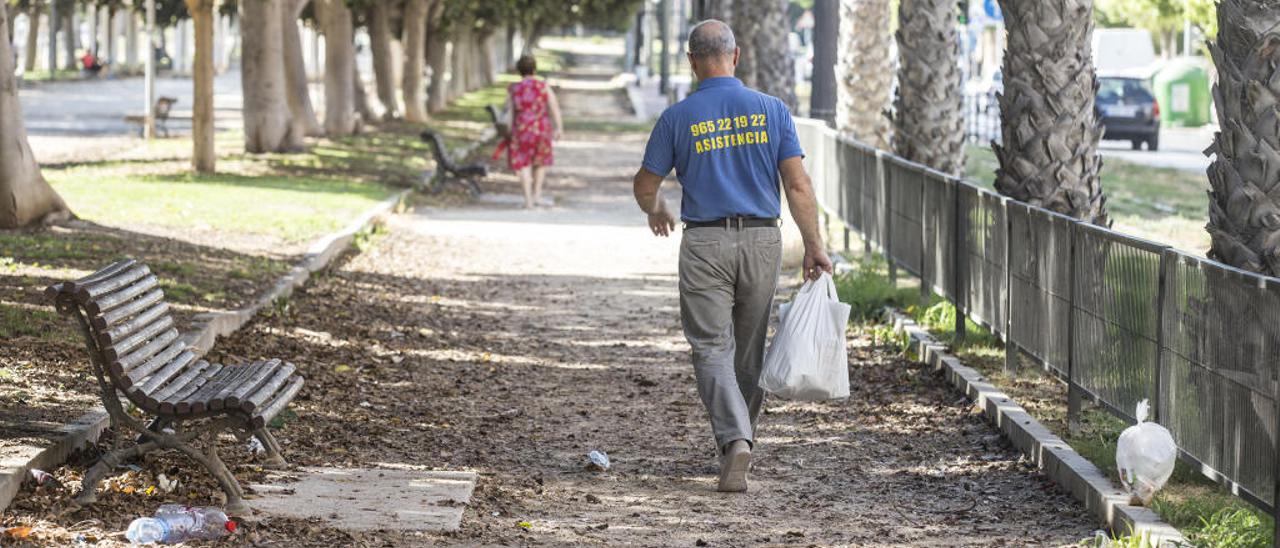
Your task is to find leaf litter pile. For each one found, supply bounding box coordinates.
[1,129,1098,546]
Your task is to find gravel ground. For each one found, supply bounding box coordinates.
[2,70,1099,546]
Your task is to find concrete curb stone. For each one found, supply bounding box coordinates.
[0,188,411,514]
[885,308,1187,546]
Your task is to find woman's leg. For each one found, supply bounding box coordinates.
[518,166,534,208]
[532,166,547,205]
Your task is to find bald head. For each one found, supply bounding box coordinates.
[686,19,738,79]
[688,20,736,59]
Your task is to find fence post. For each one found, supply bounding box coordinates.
[881,153,896,285]
[843,227,851,254]
[1004,201,1018,376]
[1067,220,1082,435]
[1153,250,1171,424]
[920,171,931,304]
[953,178,966,343]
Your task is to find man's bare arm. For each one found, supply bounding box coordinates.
[633,168,677,237]
[779,156,833,280]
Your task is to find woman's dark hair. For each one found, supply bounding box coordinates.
[516,55,537,76]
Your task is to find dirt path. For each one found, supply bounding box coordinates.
[202,108,1099,544]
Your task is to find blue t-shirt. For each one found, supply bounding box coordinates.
[641,77,804,222]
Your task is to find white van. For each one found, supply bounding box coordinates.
[1092,28,1158,74]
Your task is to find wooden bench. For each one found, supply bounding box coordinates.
[420,130,487,197]
[123,97,178,138]
[46,259,304,515]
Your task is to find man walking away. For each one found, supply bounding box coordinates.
[632,19,833,493]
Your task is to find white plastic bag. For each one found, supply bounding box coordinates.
[1115,399,1177,504]
[759,273,852,401]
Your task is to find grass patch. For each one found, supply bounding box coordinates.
[0,305,64,341]
[19,68,84,82]
[564,117,655,133]
[832,256,919,321]
[46,168,393,244]
[964,145,1211,253]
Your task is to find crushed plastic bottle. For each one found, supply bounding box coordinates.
[125,506,236,544]
[587,450,610,471]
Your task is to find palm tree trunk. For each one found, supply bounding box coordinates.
[731,2,756,88]
[837,0,893,149]
[1205,1,1280,274]
[993,0,1107,224]
[0,3,70,228]
[185,0,216,172]
[893,0,964,174]
[753,0,798,110]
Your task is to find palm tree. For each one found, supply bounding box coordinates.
[896,0,962,172]
[1205,0,1280,275]
[892,0,964,174]
[993,0,1108,224]
[753,0,798,111]
[837,0,894,149]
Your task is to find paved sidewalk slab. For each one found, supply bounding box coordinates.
[248,468,477,532]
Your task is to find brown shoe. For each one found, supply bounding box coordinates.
[717,440,751,492]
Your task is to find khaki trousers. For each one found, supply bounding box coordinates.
[678,225,783,451]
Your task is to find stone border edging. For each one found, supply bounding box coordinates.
[883,308,1187,546]
[0,188,411,514]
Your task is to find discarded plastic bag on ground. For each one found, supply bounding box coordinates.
[1115,399,1176,504]
[759,273,851,401]
[586,450,610,471]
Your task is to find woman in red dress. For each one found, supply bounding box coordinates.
[503,55,563,208]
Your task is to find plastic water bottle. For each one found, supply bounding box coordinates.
[125,506,236,544]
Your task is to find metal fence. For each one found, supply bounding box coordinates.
[795,119,1280,517]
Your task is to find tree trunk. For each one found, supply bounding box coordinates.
[0,4,70,228]
[282,0,322,137]
[449,32,468,99]
[354,61,377,123]
[836,0,893,148]
[475,29,495,87]
[240,0,298,152]
[993,0,1107,224]
[186,0,215,173]
[731,3,756,88]
[426,23,449,113]
[704,0,732,20]
[105,6,116,65]
[402,0,430,122]
[369,1,400,119]
[753,0,797,110]
[62,10,76,70]
[318,0,357,135]
[892,0,964,175]
[126,12,138,68]
[1205,1,1280,274]
[23,5,39,72]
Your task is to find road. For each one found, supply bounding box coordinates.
[1099,126,1214,173]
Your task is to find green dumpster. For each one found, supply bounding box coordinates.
[1152,58,1211,127]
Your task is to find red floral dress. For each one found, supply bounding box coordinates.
[506,78,554,171]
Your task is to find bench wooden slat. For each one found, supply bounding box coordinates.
[95,289,165,329]
[99,302,171,346]
[252,376,305,428]
[150,359,211,403]
[226,359,285,409]
[207,362,271,412]
[122,340,186,384]
[240,362,297,413]
[186,362,264,414]
[137,350,199,396]
[85,274,159,316]
[77,264,152,303]
[102,315,174,361]
[172,363,224,414]
[115,329,180,373]
[65,259,137,292]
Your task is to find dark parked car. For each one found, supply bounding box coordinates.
[1097,76,1160,151]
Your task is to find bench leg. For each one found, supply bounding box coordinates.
[173,440,249,516]
[76,441,160,505]
[254,428,288,468]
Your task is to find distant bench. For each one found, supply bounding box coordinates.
[123,97,178,138]
[46,259,304,515]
